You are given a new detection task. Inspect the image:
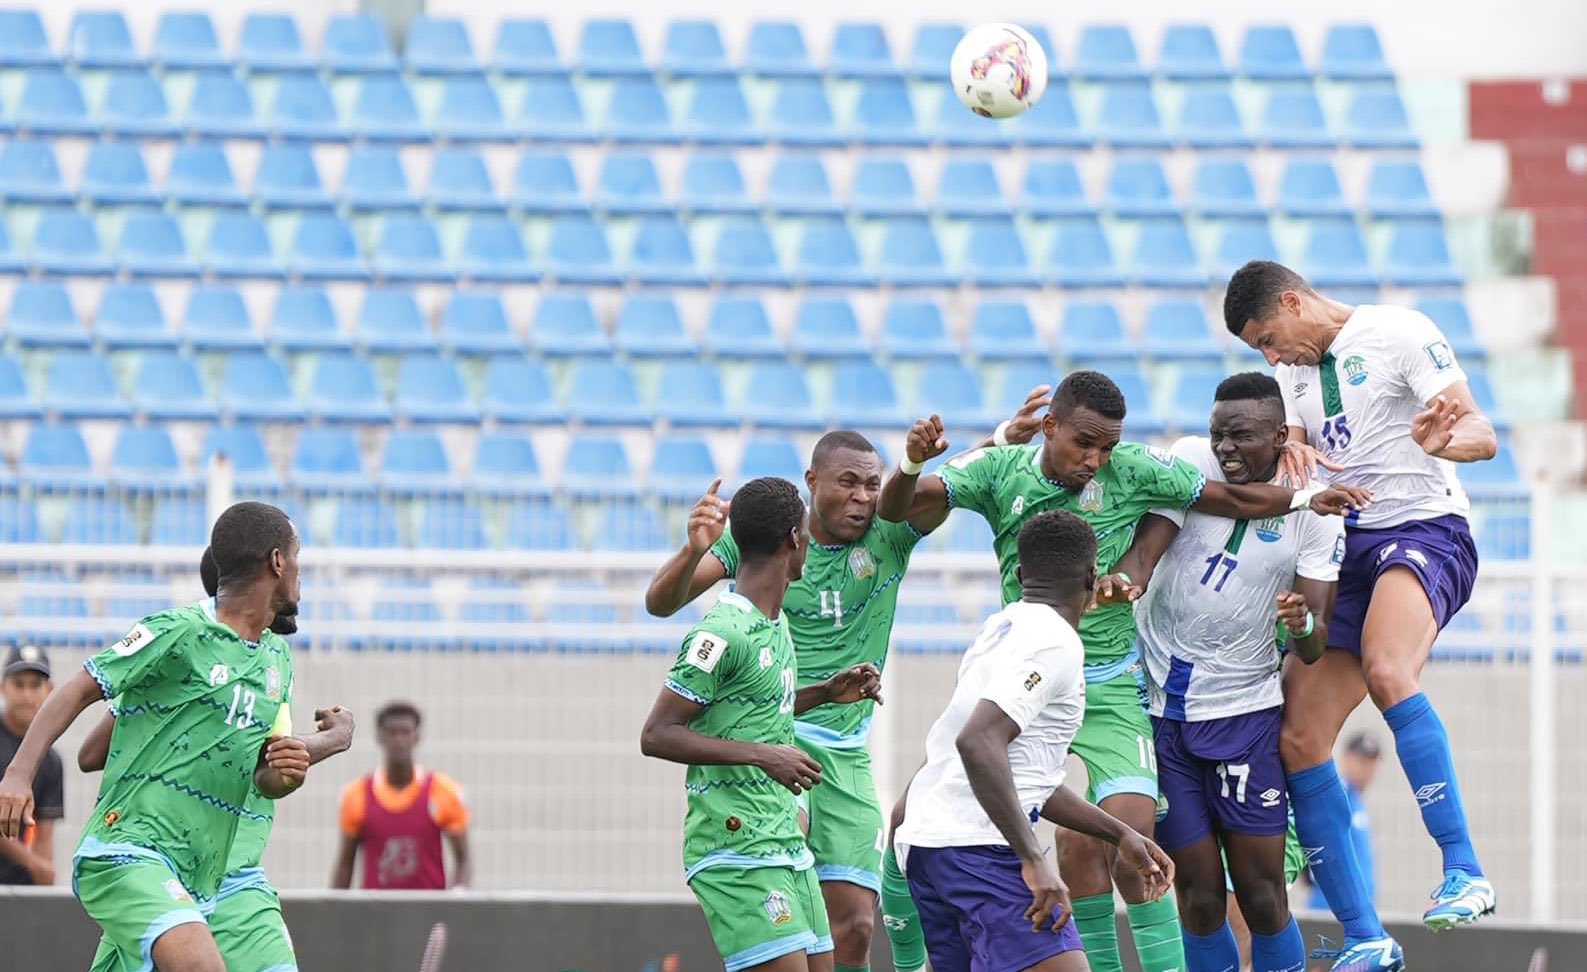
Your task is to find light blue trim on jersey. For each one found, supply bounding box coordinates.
[1083,645,1140,685]
[1095,775,1158,802]
[816,864,882,894]
[808,934,835,954]
[724,931,818,972]
[720,589,756,612]
[794,717,871,751]
[136,907,208,972]
[84,657,116,703]
[216,866,276,901]
[74,836,184,874]
[664,678,710,706]
[258,965,299,972]
[685,847,815,882]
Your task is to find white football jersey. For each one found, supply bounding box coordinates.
[896,601,1085,852]
[1276,304,1469,529]
[1137,437,1345,721]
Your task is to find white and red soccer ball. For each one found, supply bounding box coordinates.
[950,23,1049,119]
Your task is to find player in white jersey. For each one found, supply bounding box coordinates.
[1100,373,1344,972]
[1225,260,1500,972]
[896,511,1172,972]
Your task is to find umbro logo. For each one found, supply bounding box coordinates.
[1301,845,1325,867]
[1404,547,1429,567]
[1415,782,1448,807]
[1259,788,1282,808]
[1377,542,1398,563]
[1293,382,1309,396]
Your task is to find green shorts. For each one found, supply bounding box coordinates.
[1071,666,1158,805]
[1222,820,1307,892]
[793,738,885,894]
[75,855,208,972]
[212,870,297,972]
[690,865,833,972]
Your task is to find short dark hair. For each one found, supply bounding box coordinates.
[377,701,422,729]
[1016,510,1097,592]
[1223,260,1313,336]
[811,430,878,471]
[1052,370,1126,421]
[1213,372,1283,405]
[210,502,296,590]
[199,547,219,598]
[728,477,805,560]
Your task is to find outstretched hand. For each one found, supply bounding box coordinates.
[1411,395,1462,456]
[1308,485,1372,517]
[1116,831,1174,902]
[999,385,1052,446]
[687,479,730,554]
[1277,441,1344,487]
[1089,573,1143,610]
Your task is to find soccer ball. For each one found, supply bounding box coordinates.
[950,23,1049,119]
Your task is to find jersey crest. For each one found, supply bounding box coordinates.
[1078,480,1106,513]
[1254,516,1286,543]
[1342,354,1369,386]
[266,665,283,701]
[848,546,876,580]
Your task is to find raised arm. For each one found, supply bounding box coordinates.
[303,706,356,765]
[0,670,102,838]
[879,416,953,524]
[1193,480,1372,521]
[1412,385,1497,463]
[644,479,730,617]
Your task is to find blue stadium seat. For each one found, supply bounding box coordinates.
[739,437,805,481]
[709,218,784,286]
[0,223,24,274]
[457,216,537,283]
[793,217,874,287]
[1094,83,1170,148]
[1278,158,1350,217]
[131,351,214,420]
[829,360,906,426]
[1303,219,1377,287]
[150,501,207,546]
[356,289,436,353]
[1415,298,1485,358]
[0,10,53,67]
[1240,25,1309,80]
[493,19,561,75]
[532,293,609,356]
[602,77,675,143]
[1460,445,1523,490]
[322,14,397,74]
[237,13,313,73]
[682,77,757,144]
[1383,221,1461,286]
[17,69,93,136]
[347,75,424,141]
[21,423,96,485]
[1343,89,1417,148]
[792,297,870,359]
[746,21,816,76]
[849,77,925,145]
[907,24,962,80]
[405,16,480,75]
[1171,364,1227,430]
[45,351,127,419]
[766,78,843,147]
[929,89,1015,148]
[8,282,87,347]
[441,292,518,355]
[289,214,366,280]
[481,357,560,423]
[969,301,1043,360]
[219,352,303,421]
[740,361,821,429]
[1010,82,1087,148]
[629,215,706,286]
[306,353,391,423]
[32,208,111,276]
[579,19,647,75]
[1060,302,1134,361]
[68,11,139,68]
[1322,25,1393,81]
[505,504,573,549]
[595,152,666,214]
[182,286,259,350]
[1174,85,1253,148]
[97,284,175,349]
[269,286,340,350]
[592,500,671,551]
[876,216,953,287]
[936,159,1006,217]
[1021,159,1093,218]
[1046,218,1124,287]
[1259,89,1334,148]
[1464,368,1506,427]
[426,148,496,210]
[1158,24,1228,80]
[474,432,549,495]
[515,76,591,141]
[161,144,242,209]
[663,20,731,77]
[1111,365,1165,434]
[1106,158,1178,218]
[829,22,898,78]
[381,431,452,490]
[432,76,508,141]
[707,297,784,357]
[509,151,582,213]
[80,142,157,206]
[1365,160,1438,219]
[1191,159,1263,218]
[292,427,364,490]
[373,216,452,283]
[1213,219,1281,280]
[153,12,224,70]
[111,427,187,489]
[0,140,70,203]
[650,436,717,500]
[912,360,996,426]
[98,69,176,137]
[1076,25,1147,81]
[0,353,39,419]
[681,152,753,213]
[545,213,620,285]
[420,504,487,552]
[254,144,330,210]
[394,355,479,423]
[180,71,262,140]
[616,295,693,357]
[334,501,399,549]
[563,436,639,496]
[268,76,343,141]
[654,361,732,427]
[767,154,841,214]
[882,299,956,360]
[1144,300,1222,359]
[117,214,194,278]
[962,217,1039,287]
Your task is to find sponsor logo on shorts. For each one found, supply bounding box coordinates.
[1414,782,1448,807]
[763,890,793,926]
[208,664,230,687]
[1078,480,1105,513]
[1377,542,1399,564]
[164,879,194,904]
[848,547,876,581]
[1342,355,1369,386]
[1024,671,1043,691]
[1260,788,1283,808]
[1403,547,1429,568]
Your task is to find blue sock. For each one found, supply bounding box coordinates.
[1384,692,1482,876]
[1288,760,1384,941]
[1182,922,1240,972]
[1251,917,1306,972]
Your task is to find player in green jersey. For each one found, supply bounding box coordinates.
[0,502,313,972]
[76,547,355,972]
[641,476,886,972]
[878,371,1371,972]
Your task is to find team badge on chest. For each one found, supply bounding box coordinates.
[266,666,283,701]
[848,546,876,580]
[1078,480,1106,513]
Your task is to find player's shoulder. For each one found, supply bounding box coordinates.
[1111,440,1182,471]
[1002,603,1084,669]
[943,443,1030,475]
[1355,303,1442,347]
[107,604,202,653]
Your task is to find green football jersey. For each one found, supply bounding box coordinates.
[665,590,811,879]
[222,786,275,875]
[711,517,923,749]
[937,442,1205,667]
[81,603,293,899]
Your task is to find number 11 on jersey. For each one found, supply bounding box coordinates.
[820,590,844,628]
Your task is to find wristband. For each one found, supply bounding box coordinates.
[993,421,1012,447]
[1299,611,1315,639]
[899,456,925,476]
[1289,485,1323,511]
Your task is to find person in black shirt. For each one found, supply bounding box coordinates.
[0,644,63,884]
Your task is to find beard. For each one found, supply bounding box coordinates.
[269,601,300,637]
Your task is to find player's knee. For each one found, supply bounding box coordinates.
[1233,877,1290,935]
[1176,881,1228,934]
[1362,655,1419,711]
[1279,720,1330,772]
[830,904,875,950]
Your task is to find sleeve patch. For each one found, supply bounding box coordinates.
[1144,445,1175,468]
[685,631,729,673]
[1423,341,1454,372]
[1023,670,1043,692]
[112,623,156,657]
[946,448,988,470]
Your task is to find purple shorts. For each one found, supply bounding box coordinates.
[904,844,1084,972]
[1330,514,1478,656]
[1152,707,1288,852]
